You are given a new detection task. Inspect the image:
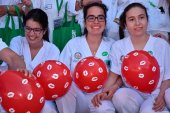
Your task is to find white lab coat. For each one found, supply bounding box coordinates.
[0,36,60,113]
[110,35,170,113]
[56,35,116,113]
[0,38,7,51]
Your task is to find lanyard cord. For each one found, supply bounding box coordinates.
[56,0,63,15]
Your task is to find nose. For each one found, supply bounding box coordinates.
[94,17,99,23]
[28,29,35,35]
[135,19,140,25]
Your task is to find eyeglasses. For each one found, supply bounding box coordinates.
[25,26,44,34]
[86,15,105,22]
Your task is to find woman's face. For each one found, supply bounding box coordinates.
[25,19,45,45]
[125,7,148,37]
[85,6,106,36]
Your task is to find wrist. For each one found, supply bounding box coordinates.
[22,3,32,13]
[6,5,10,14]
[114,83,120,90]
[25,2,33,9]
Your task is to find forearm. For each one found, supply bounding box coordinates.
[103,71,119,90]
[1,3,32,16]
[0,6,7,17]
[0,48,25,70]
[159,79,170,97]
[0,4,24,16]
[0,48,15,64]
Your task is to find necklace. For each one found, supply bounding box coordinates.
[93,51,96,56]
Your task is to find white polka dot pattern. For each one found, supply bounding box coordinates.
[33,60,72,100]
[74,56,108,93]
[121,50,160,93]
[0,71,45,113]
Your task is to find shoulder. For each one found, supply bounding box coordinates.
[103,36,115,46]
[112,37,128,47]
[11,36,26,42]
[44,41,60,53]
[150,35,169,47]
[66,36,84,45]
[10,36,26,45]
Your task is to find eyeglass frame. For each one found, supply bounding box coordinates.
[86,15,106,22]
[25,26,44,34]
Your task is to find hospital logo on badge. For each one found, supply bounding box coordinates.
[74,52,82,59]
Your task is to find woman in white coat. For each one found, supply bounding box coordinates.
[115,0,170,42]
[92,3,170,113]
[1,9,60,113]
[56,2,117,113]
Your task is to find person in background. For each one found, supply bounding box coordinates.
[30,0,69,42]
[0,0,32,29]
[1,8,60,113]
[56,2,116,113]
[92,3,170,113]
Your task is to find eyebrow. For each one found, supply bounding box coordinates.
[25,26,42,29]
[87,14,105,17]
[127,14,146,19]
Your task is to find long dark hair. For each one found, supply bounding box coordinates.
[24,8,49,42]
[119,3,148,39]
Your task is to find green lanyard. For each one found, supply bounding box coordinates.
[56,0,63,15]
[149,1,156,8]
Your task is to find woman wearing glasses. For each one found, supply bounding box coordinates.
[55,2,116,113]
[1,9,60,113]
[68,0,125,41]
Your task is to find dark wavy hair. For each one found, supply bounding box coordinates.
[24,8,49,42]
[83,2,108,35]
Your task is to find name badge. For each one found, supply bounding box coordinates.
[45,4,52,10]
[54,18,64,28]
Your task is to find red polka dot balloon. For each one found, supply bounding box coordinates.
[74,56,108,93]
[33,60,72,100]
[121,50,160,94]
[0,70,45,113]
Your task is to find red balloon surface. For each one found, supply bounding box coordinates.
[0,70,45,113]
[121,50,160,93]
[33,60,72,100]
[74,56,108,93]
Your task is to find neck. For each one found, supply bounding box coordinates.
[130,34,149,50]
[86,34,102,44]
[29,41,43,60]
[29,41,43,50]
[86,34,102,56]
[131,33,149,43]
